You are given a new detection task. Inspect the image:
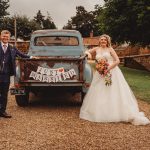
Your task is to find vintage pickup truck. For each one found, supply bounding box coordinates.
[10,29,93,106]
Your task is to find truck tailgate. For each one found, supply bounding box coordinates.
[17,57,85,85]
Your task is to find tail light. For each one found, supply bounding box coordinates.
[14,83,21,88]
[84,83,91,88]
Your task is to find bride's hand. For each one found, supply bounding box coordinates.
[85,51,92,60]
[30,56,40,59]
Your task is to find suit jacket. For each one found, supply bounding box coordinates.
[0,43,30,76]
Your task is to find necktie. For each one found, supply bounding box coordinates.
[3,44,7,53]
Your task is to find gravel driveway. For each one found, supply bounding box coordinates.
[0,91,150,150]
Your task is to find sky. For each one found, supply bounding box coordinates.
[8,0,104,29]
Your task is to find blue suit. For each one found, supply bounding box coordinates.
[0,43,30,113]
[0,43,30,76]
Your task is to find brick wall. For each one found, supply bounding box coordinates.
[9,41,30,54]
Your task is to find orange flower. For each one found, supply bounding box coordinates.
[96,58,112,86]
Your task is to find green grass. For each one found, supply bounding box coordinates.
[119,66,150,102]
[89,61,150,102]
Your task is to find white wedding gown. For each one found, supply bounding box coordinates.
[80,49,150,125]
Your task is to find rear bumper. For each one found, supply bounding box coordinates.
[10,83,84,95]
[16,81,84,87]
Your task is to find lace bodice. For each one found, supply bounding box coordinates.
[95,48,113,63]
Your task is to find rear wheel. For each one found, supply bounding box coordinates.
[81,92,86,103]
[15,92,29,107]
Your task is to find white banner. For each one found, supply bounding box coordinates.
[29,66,76,83]
[36,66,64,76]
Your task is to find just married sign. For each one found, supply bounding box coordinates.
[29,66,77,83]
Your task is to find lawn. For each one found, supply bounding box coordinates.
[89,61,150,102]
[119,66,150,102]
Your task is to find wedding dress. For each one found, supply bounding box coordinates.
[80,48,150,125]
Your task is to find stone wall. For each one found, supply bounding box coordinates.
[114,46,150,57]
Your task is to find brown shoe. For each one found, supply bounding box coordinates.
[0,112,12,118]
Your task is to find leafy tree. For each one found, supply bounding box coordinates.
[16,16,42,40]
[63,6,100,37]
[15,15,42,40]
[43,12,57,29]
[1,16,13,32]
[34,10,45,28]
[0,0,9,18]
[1,15,41,40]
[0,0,10,30]
[97,0,150,46]
[1,11,57,40]
[34,10,57,29]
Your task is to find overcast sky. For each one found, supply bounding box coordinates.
[8,0,104,29]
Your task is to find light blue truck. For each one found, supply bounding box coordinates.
[10,30,93,106]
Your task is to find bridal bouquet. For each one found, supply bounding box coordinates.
[95,58,112,86]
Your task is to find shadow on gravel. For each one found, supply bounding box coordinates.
[28,92,82,108]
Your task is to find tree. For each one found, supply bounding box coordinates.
[0,0,9,18]
[97,0,150,46]
[34,10,57,29]
[34,10,45,28]
[43,12,57,29]
[63,6,100,37]
[1,15,41,40]
[15,15,42,40]
[0,0,10,29]
[14,15,42,40]
[1,16,13,32]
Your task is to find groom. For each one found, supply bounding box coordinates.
[0,30,31,118]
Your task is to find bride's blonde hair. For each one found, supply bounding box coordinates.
[99,34,112,48]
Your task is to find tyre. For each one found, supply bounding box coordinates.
[81,92,86,102]
[15,93,29,107]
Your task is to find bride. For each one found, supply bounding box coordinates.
[79,34,150,125]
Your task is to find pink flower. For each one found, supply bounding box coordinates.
[96,58,112,86]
